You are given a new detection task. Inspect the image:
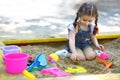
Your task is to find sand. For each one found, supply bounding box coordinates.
[20,38,120,78]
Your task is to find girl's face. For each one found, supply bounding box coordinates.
[79,15,95,27]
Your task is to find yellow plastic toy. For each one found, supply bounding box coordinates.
[65,66,87,73]
[49,53,59,62]
[19,47,22,53]
[48,53,59,67]
[23,70,36,80]
[0,53,2,60]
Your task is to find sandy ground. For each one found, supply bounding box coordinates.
[19,38,120,78]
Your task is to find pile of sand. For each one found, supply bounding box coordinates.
[21,38,120,78]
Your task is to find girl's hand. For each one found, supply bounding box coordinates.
[97,44,104,51]
[70,53,78,62]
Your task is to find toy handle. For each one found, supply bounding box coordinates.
[51,62,57,67]
[50,59,57,67]
[23,70,36,79]
[48,56,57,67]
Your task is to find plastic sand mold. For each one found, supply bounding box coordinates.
[40,67,69,77]
[65,66,87,73]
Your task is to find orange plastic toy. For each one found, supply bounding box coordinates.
[96,57,112,68]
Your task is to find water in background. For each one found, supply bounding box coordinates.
[0,0,120,40]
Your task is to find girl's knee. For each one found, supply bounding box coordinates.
[80,57,86,61]
[86,53,96,60]
[78,55,86,61]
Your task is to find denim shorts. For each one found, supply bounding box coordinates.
[67,40,92,53]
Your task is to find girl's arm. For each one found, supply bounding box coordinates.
[91,35,104,51]
[68,29,77,54]
[68,29,79,62]
[91,35,99,47]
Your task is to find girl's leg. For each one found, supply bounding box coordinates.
[73,48,86,61]
[83,47,96,60]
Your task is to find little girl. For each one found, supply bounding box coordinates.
[66,2,104,62]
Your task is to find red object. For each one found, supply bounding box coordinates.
[29,56,34,61]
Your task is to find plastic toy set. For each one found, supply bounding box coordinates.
[1,45,113,79]
[1,45,36,79]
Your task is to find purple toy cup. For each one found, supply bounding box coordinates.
[2,45,20,55]
[3,53,29,74]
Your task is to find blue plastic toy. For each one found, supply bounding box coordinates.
[27,53,47,71]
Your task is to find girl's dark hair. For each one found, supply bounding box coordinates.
[73,2,98,35]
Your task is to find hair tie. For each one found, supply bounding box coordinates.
[95,25,99,34]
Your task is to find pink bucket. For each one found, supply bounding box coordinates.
[3,53,29,74]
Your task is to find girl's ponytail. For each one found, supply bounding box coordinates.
[93,15,99,35]
[73,12,79,33]
[73,12,79,27]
